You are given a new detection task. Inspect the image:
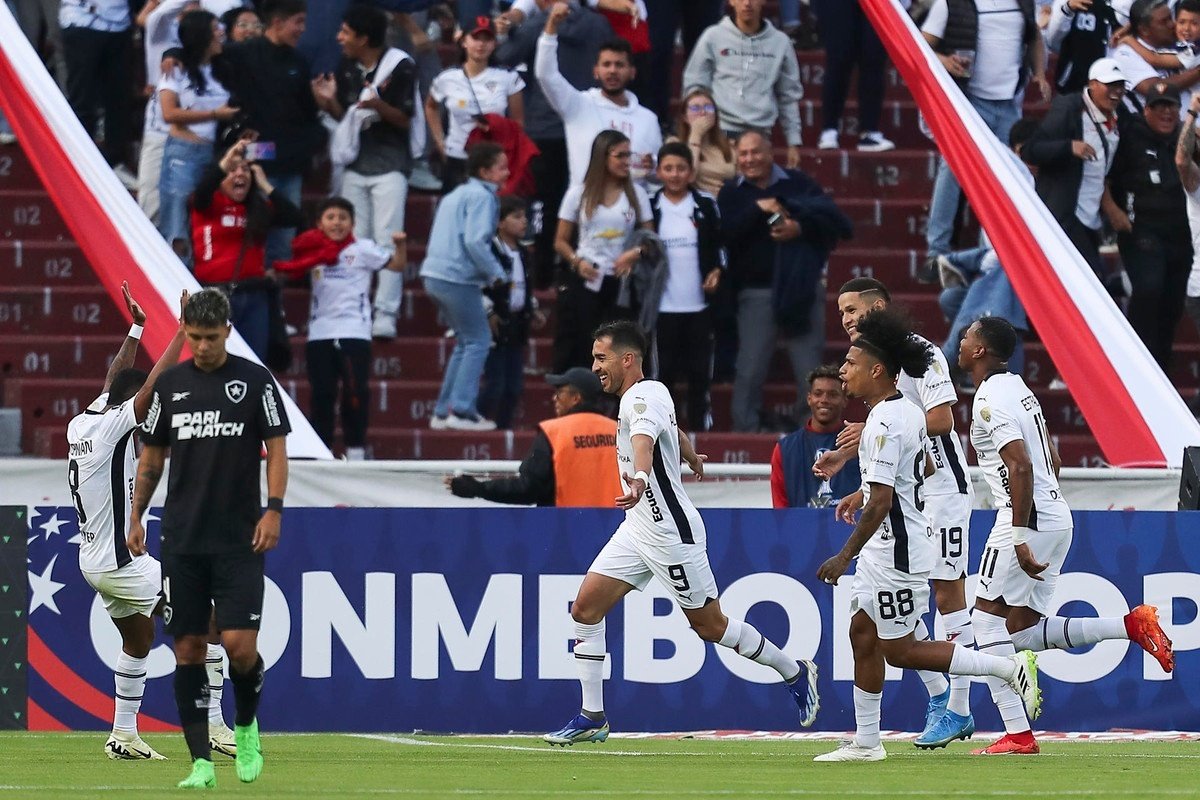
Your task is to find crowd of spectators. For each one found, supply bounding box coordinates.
[6,0,1200,458]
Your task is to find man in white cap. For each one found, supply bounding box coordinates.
[1022,57,1127,275]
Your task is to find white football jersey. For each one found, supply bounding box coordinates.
[66,393,138,573]
[857,393,936,575]
[896,334,972,499]
[971,372,1072,537]
[617,380,706,546]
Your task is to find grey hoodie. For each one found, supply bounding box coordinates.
[682,16,803,146]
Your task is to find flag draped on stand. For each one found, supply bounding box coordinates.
[860,0,1199,467]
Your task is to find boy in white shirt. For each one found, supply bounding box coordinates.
[274,197,405,459]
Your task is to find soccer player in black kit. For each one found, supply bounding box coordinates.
[128,289,290,789]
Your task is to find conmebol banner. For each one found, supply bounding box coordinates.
[860,0,1200,468]
[20,507,1200,733]
[0,6,331,459]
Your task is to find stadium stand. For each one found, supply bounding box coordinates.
[0,10,1177,466]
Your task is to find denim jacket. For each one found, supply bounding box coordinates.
[419,177,506,287]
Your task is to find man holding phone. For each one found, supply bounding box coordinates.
[715,130,852,433]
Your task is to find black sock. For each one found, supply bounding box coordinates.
[173,663,211,761]
[229,654,264,727]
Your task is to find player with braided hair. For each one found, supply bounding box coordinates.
[813,308,1041,763]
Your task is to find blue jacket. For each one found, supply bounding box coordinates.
[771,424,860,508]
[419,178,506,287]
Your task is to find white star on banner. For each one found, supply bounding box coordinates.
[28,554,66,615]
[39,513,67,539]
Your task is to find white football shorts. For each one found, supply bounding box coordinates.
[926,491,972,581]
[975,524,1073,616]
[850,556,931,640]
[82,554,162,619]
[589,521,719,610]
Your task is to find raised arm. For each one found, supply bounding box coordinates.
[132,290,189,422]
[535,5,584,121]
[103,281,147,394]
[1177,100,1200,193]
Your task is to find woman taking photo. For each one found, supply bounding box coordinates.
[420,142,512,431]
[552,129,653,372]
[190,138,304,361]
[425,17,524,192]
[158,9,238,259]
[675,87,734,196]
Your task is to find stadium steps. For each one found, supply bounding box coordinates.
[0,48,1121,464]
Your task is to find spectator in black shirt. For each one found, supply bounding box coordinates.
[220,0,326,269]
[717,129,852,432]
[1107,82,1193,369]
[1046,0,1122,94]
[129,289,290,790]
[312,3,422,338]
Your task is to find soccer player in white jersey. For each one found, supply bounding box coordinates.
[815,309,1041,763]
[958,317,1174,755]
[819,277,978,748]
[67,284,236,760]
[543,321,820,746]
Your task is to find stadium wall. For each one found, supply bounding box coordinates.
[18,506,1200,733]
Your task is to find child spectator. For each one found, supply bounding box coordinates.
[650,141,724,430]
[480,196,546,429]
[273,197,406,459]
[426,16,525,192]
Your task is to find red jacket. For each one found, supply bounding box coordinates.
[465,114,540,197]
[189,163,305,283]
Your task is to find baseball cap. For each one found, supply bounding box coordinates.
[467,15,496,38]
[1088,57,1126,85]
[546,367,602,401]
[1145,81,1182,106]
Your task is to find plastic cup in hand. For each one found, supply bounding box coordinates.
[954,49,976,79]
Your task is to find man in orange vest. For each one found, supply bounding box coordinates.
[445,368,620,506]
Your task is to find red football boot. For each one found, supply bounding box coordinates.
[972,731,1040,755]
[1125,605,1174,673]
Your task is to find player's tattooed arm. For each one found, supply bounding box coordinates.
[1176,99,1200,194]
[103,282,148,394]
[128,445,166,556]
[817,482,892,585]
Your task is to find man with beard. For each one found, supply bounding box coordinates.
[535,2,662,189]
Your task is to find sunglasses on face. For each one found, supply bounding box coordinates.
[687,103,716,114]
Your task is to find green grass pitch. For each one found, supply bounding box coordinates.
[0,732,1195,799]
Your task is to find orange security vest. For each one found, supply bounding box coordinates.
[538,412,621,507]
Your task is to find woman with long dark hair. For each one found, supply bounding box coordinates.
[189,139,304,361]
[552,129,654,371]
[425,17,524,192]
[158,10,238,258]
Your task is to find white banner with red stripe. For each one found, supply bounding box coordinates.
[861,0,1200,467]
[0,6,330,459]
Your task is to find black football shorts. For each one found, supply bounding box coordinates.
[161,550,265,637]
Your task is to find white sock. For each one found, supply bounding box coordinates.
[948,643,1015,680]
[942,608,975,716]
[1010,616,1128,652]
[573,621,606,717]
[852,685,883,749]
[914,620,949,697]
[973,609,1030,734]
[206,643,226,727]
[113,651,147,735]
[718,617,799,682]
